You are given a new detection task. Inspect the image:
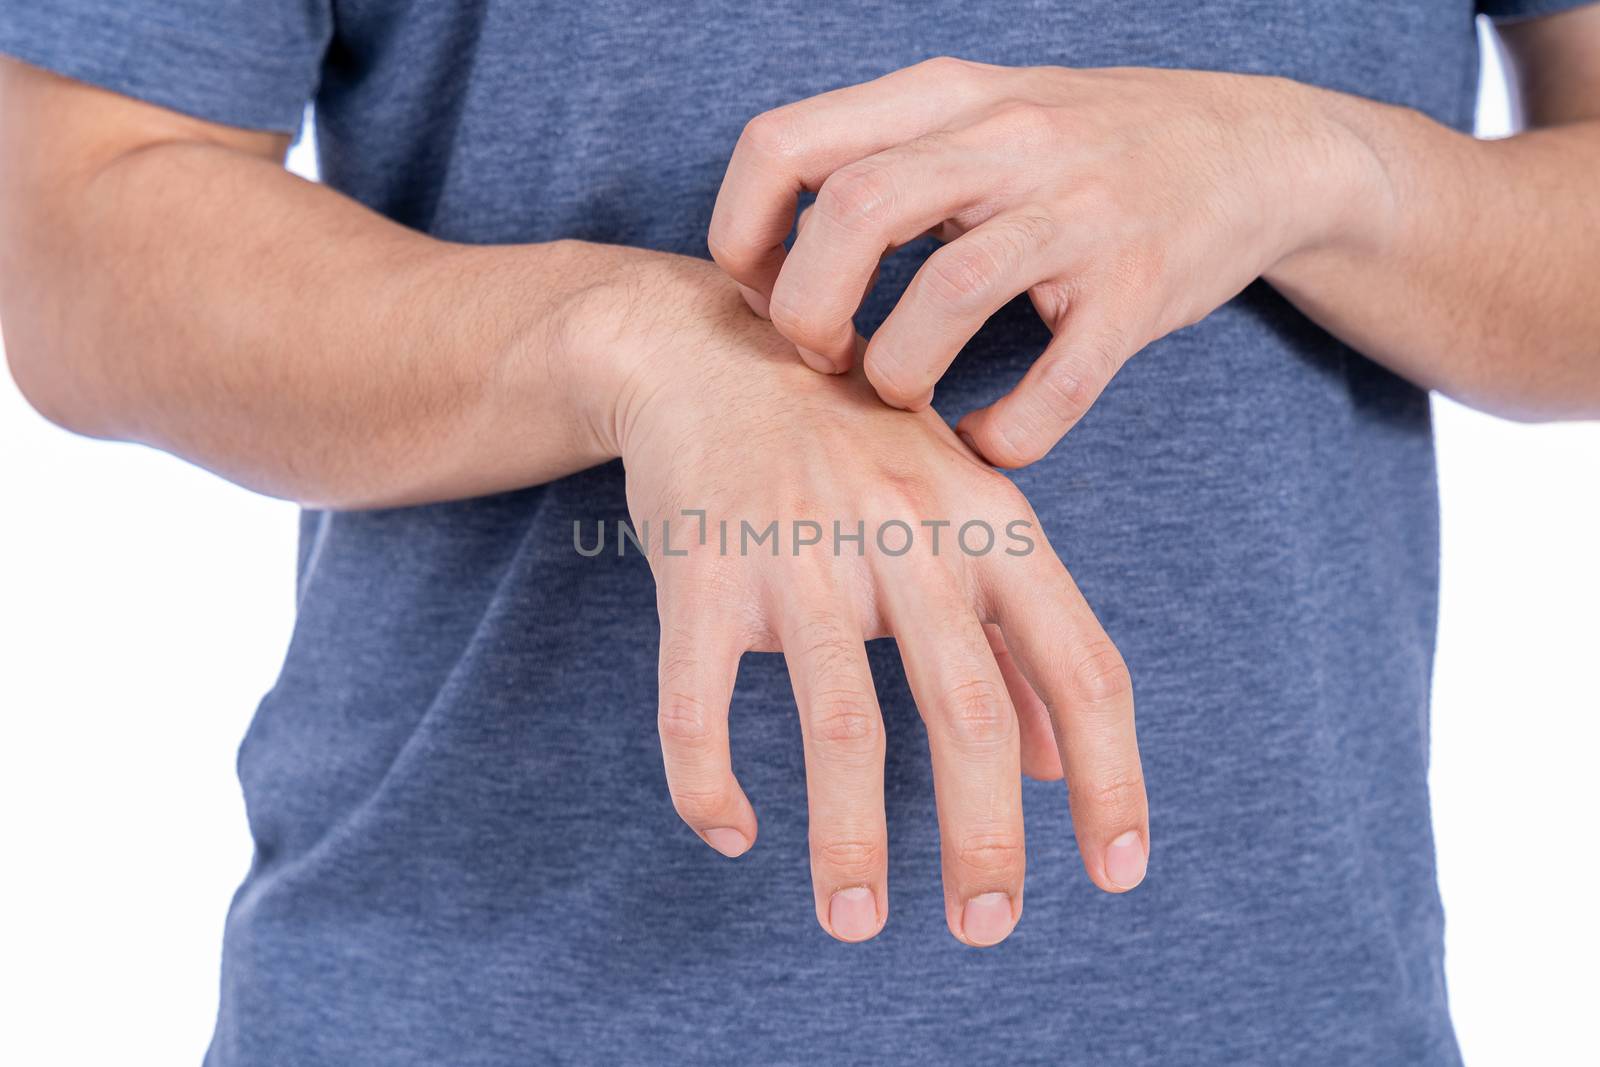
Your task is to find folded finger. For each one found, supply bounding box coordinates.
[708,57,996,313]
[770,132,1012,373]
[985,622,1064,782]
[656,595,758,858]
[957,296,1144,468]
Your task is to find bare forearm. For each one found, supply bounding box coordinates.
[0,80,630,507]
[1268,91,1600,420]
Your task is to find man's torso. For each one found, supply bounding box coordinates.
[218,3,1471,1062]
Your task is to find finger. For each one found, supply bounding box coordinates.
[769,132,1013,373]
[792,201,906,341]
[983,544,1149,893]
[779,598,890,944]
[956,297,1142,468]
[985,623,1064,782]
[866,212,1068,408]
[735,282,770,320]
[708,57,992,325]
[656,595,758,858]
[879,562,1025,947]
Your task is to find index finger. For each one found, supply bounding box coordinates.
[706,57,986,304]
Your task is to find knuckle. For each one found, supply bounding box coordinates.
[912,55,977,89]
[739,109,802,162]
[994,213,1058,262]
[955,832,1026,876]
[789,614,884,757]
[921,214,1053,315]
[811,695,883,748]
[790,609,857,660]
[1035,353,1104,421]
[863,353,920,407]
[922,245,997,312]
[927,216,1058,318]
[1082,325,1131,378]
[1073,175,1121,216]
[968,480,1036,541]
[1068,641,1133,707]
[766,295,846,353]
[978,403,1053,468]
[941,676,1015,746]
[986,102,1058,149]
[705,228,753,273]
[670,785,731,825]
[816,162,897,231]
[972,463,1027,506]
[875,466,939,512]
[1074,771,1147,822]
[764,293,811,337]
[658,694,716,745]
[766,294,846,350]
[815,836,885,877]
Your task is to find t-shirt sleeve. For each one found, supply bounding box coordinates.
[0,1,331,133]
[1477,0,1600,21]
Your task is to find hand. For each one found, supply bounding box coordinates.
[574,249,1149,945]
[707,59,1382,465]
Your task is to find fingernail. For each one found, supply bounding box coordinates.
[1105,830,1148,890]
[702,827,750,858]
[960,892,1014,946]
[828,886,879,942]
[797,346,843,374]
[736,283,770,319]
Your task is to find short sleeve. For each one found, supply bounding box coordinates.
[1477,0,1600,21]
[0,1,331,133]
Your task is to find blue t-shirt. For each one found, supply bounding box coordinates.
[4,2,1586,1064]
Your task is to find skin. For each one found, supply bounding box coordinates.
[2,7,1595,946]
[607,263,1145,943]
[0,61,1145,949]
[708,9,1600,467]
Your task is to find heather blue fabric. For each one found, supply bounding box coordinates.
[6,2,1592,1064]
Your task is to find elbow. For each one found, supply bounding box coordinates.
[1437,349,1600,424]
[1,319,116,439]
[4,331,73,433]
[1444,392,1600,425]
[1492,401,1600,425]
[1498,384,1600,425]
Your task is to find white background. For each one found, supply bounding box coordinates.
[1,21,1596,1065]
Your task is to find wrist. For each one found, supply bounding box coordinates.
[1265,79,1405,273]
[555,244,755,463]
[543,239,676,464]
